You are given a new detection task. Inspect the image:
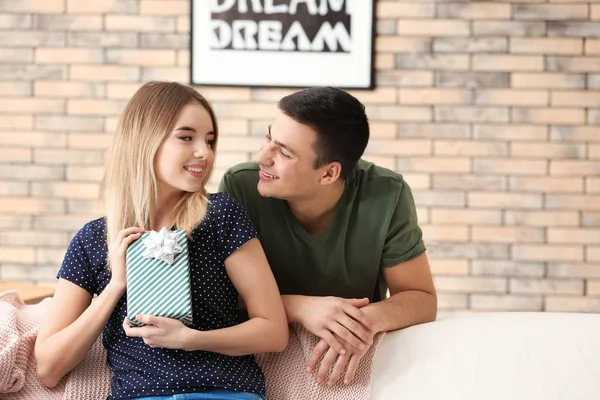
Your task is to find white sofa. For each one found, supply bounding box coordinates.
[371,312,600,400]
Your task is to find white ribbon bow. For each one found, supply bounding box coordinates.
[142,227,183,265]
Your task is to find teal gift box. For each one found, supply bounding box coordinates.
[126,227,193,327]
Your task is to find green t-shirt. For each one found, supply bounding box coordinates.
[218,159,425,302]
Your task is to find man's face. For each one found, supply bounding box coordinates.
[255,111,324,201]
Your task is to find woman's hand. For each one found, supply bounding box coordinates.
[107,227,145,293]
[123,315,191,350]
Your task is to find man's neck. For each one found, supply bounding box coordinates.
[287,181,346,235]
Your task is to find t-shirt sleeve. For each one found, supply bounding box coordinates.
[381,181,426,268]
[57,224,99,295]
[212,193,259,260]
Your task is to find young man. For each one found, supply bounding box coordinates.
[218,87,437,386]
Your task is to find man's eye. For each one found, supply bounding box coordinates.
[279,149,290,158]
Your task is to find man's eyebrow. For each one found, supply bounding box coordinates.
[268,125,297,156]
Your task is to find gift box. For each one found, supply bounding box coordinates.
[126,227,193,327]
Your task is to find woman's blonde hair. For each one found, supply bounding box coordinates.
[102,81,219,248]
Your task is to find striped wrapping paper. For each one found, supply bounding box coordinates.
[125,229,193,327]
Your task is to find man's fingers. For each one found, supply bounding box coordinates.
[343,297,369,308]
[327,353,349,386]
[316,347,338,385]
[338,314,373,345]
[306,339,329,373]
[343,354,362,384]
[327,322,365,352]
[319,330,347,355]
[343,304,374,332]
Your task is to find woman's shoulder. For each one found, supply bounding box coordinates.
[74,217,106,243]
[208,192,246,215]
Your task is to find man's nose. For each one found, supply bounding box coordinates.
[255,144,272,165]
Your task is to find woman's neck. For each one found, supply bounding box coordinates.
[151,188,183,231]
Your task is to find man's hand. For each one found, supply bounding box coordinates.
[290,296,375,355]
[123,315,190,350]
[307,335,372,386]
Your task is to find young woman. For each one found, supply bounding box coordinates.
[35,81,288,400]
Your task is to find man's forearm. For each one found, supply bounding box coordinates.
[362,290,437,333]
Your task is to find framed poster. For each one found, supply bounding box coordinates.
[191,0,375,89]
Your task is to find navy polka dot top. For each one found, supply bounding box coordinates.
[57,193,266,400]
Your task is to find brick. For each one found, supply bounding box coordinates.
[545,297,600,313]
[0,132,65,148]
[177,49,189,66]
[472,260,545,278]
[68,133,111,149]
[399,89,471,105]
[431,208,502,225]
[433,175,507,191]
[435,107,509,123]
[377,20,396,36]
[35,115,104,132]
[0,197,64,214]
[140,0,188,14]
[590,109,600,125]
[514,5,588,20]
[0,31,65,47]
[67,99,126,116]
[107,49,176,66]
[434,140,508,156]
[588,179,600,193]
[35,48,104,64]
[366,139,431,156]
[34,15,103,30]
[397,19,470,37]
[550,160,600,176]
[34,149,105,165]
[0,182,28,196]
[428,243,509,259]
[105,118,119,132]
[0,48,33,63]
[402,174,431,190]
[471,294,542,311]
[248,88,299,102]
[469,191,542,209]
[437,72,509,88]
[412,190,466,207]
[397,158,470,173]
[512,142,586,158]
[473,55,544,72]
[0,116,32,130]
[105,15,175,32]
[36,248,66,265]
[70,65,140,82]
[0,14,32,29]
[510,177,583,193]
[68,32,138,48]
[348,88,398,105]
[376,3,435,18]
[66,166,104,181]
[67,200,103,214]
[375,54,394,70]
[0,215,32,229]
[472,227,545,243]
[505,211,580,227]
[551,90,600,107]
[67,0,138,13]
[589,75,600,89]
[588,280,600,296]
[474,89,548,106]
[512,108,585,124]
[593,5,600,20]
[0,0,64,13]
[437,294,468,309]
[0,247,35,264]
[398,124,470,139]
[422,225,469,241]
[0,165,63,180]
[547,56,600,72]
[376,37,431,53]
[35,81,105,98]
[362,106,431,122]
[546,195,600,211]
[548,22,600,38]
[513,245,583,262]
[586,40,600,55]
[362,156,395,171]
[33,214,96,231]
[176,15,188,33]
[31,182,100,200]
[140,33,188,49]
[437,3,511,19]
[434,276,507,293]
[396,54,469,71]
[588,248,600,262]
[0,82,31,96]
[0,148,31,163]
[510,38,583,55]
[141,67,187,82]
[433,38,507,53]
[105,83,144,99]
[416,207,429,224]
[376,70,434,87]
[360,122,396,140]
[0,65,65,80]
[0,98,64,114]
[550,126,599,142]
[1,230,68,247]
[548,228,600,245]
[473,21,545,36]
[474,124,547,141]
[511,73,585,89]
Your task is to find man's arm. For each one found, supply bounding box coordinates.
[362,252,437,333]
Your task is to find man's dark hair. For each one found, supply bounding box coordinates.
[278,87,370,181]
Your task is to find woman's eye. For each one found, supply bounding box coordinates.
[179,136,192,141]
